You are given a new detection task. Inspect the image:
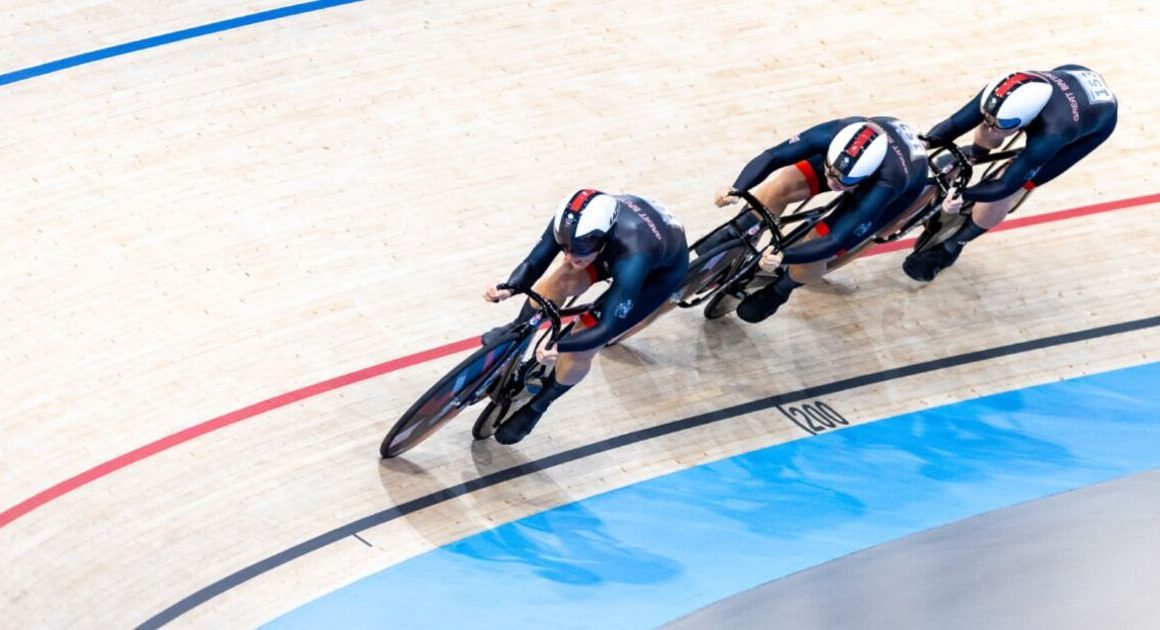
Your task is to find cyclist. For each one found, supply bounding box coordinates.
[904,65,1118,281]
[482,190,688,444]
[712,116,928,322]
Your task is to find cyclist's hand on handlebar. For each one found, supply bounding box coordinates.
[483,284,513,303]
[941,186,965,214]
[759,248,781,272]
[714,186,740,208]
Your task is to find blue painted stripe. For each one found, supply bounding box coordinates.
[267,361,1160,629]
[0,0,362,87]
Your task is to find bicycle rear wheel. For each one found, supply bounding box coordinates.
[677,238,750,306]
[380,334,524,458]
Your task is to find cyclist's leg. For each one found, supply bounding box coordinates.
[751,157,825,215]
[876,180,942,239]
[496,257,690,444]
[533,257,597,303]
[765,156,834,285]
[736,243,818,322]
[494,263,605,443]
[557,257,686,377]
[603,252,691,345]
[494,315,598,445]
[741,172,930,322]
[906,116,1116,282]
[825,183,937,275]
[495,350,593,444]
[971,118,1115,229]
[738,195,870,323]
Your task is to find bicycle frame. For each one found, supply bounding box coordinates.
[472,284,602,429]
[677,190,845,309]
[869,137,975,244]
[496,283,603,348]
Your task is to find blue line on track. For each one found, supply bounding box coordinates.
[0,0,362,87]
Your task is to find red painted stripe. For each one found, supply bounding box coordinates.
[0,336,481,529]
[2,191,1158,530]
[869,192,1160,255]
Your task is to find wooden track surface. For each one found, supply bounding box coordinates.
[2,1,1158,626]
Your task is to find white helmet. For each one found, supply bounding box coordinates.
[553,189,618,255]
[826,122,888,186]
[979,72,1052,130]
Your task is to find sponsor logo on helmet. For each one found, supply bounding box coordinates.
[615,300,633,319]
[984,72,1048,119]
[845,126,880,159]
[994,72,1037,98]
[569,188,599,212]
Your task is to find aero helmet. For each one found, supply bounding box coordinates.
[553,189,618,256]
[980,72,1052,130]
[826,122,888,186]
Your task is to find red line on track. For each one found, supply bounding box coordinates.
[2,192,1157,530]
[0,337,480,528]
[870,192,1160,255]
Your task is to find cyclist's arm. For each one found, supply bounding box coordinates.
[555,254,650,353]
[731,120,842,192]
[505,221,560,289]
[926,89,985,143]
[780,184,894,264]
[961,134,1062,202]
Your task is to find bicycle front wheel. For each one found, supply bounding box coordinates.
[703,289,742,320]
[381,335,522,458]
[914,212,964,253]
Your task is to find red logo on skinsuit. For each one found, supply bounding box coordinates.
[995,72,1035,98]
[569,189,598,212]
[846,127,879,158]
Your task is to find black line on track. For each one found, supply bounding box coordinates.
[140,314,1160,628]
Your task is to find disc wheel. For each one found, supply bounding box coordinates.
[380,337,519,458]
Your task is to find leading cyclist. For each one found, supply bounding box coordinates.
[482,190,688,444]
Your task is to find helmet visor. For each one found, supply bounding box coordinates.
[823,159,866,187]
[982,111,1020,130]
[562,233,605,257]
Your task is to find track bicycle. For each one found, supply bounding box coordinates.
[911,133,1028,253]
[675,138,979,319]
[380,284,602,458]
